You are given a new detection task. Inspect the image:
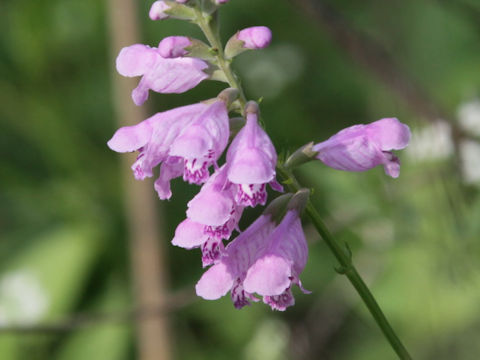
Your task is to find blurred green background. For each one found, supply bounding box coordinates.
[1,0,480,359]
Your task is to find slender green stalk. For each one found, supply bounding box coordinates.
[193,6,247,112]
[277,165,412,360]
[193,7,412,359]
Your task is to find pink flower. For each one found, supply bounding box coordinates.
[107,99,230,199]
[227,102,282,207]
[237,26,272,49]
[149,1,171,20]
[173,166,244,266]
[195,209,309,311]
[158,36,192,58]
[313,118,411,178]
[116,44,209,105]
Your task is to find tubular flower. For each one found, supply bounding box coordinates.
[107,99,229,199]
[227,102,282,208]
[313,118,411,178]
[173,166,244,266]
[116,44,209,105]
[195,209,308,311]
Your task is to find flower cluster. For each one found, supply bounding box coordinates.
[108,0,411,311]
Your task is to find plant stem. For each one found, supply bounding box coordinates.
[193,7,247,112]
[277,165,412,360]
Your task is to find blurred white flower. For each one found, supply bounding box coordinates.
[406,120,453,161]
[0,271,49,326]
[457,99,480,184]
[460,140,480,184]
[458,99,480,137]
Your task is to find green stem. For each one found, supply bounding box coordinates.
[277,165,412,360]
[193,7,247,112]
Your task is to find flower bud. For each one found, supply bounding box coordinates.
[158,36,191,58]
[149,0,195,21]
[287,189,310,213]
[284,142,319,169]
[158,36,214,61]
[217,88,239,107]
[149,1,171,20]
[224,26,272,59]
[237,26,272,49]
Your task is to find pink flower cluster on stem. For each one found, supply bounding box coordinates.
[108,1,412,312]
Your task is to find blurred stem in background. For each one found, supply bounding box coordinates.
[106,0,172,359]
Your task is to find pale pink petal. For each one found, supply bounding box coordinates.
[107,118,153,153]
[147,56,208,94]
[263,288,295,311]
[196,262,234,300]
[154,157,183,200]
[172,219,208,248]
[367,117,411,150]
[149,1,171,20]
[382,152,401,178]
[243,255,292,296]
[227,148,274,184]
[116,44,158,77]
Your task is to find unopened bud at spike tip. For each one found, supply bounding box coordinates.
[149,1,171,20]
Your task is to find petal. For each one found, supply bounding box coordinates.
[228,148,275,184]
[382,151,401,178]
[315,135,383,172]
[116,44,158,77]
[172,219,208,248]
[169,125,213,159]
[243,255,292,296]
[269,211,309,272]
[195,262,234,300]
[154,157,183,200]
[107,119,153,153]
[263,288,295,311]
[187,190,233,226]
[367,118,411,151]
[147,57,209,94]
[131,78,150,106]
